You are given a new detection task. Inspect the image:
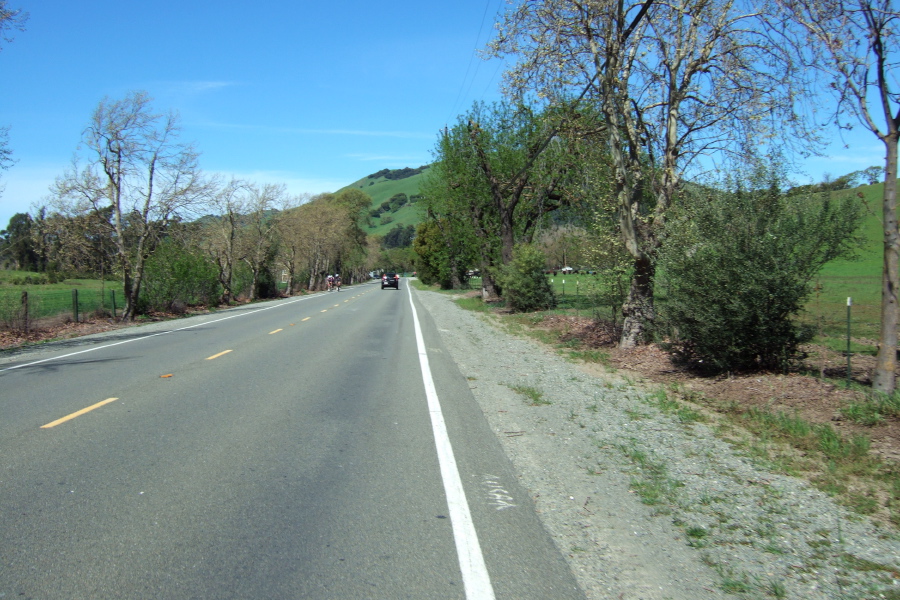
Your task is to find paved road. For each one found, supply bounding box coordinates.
[0,282,584,599]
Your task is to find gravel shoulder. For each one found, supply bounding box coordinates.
[415,287,900,600]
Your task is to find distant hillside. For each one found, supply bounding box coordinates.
[338,166,430,236]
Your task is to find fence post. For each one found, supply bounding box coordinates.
[72,289,79,323]
[846,297,852,387]
[21,290,28,334]
[110,289,117,319]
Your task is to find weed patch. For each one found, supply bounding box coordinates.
[507,383,551,406]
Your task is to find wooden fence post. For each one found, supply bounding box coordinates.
[21,290,28,334]
[72,289,79,323]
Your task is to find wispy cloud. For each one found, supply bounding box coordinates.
[153,80,242,97]
[207,169,347,195]
[345,153,428,163]
[197,121,434,140]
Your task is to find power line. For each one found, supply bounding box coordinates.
[446,0,501,124]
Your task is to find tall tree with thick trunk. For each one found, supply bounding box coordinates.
[489,0,807,346]
[773,0,899,392]
[58,91,211,319]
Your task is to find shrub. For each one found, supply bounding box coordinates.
[658,162,863,372]
[140,240,220,312]
[498,244,557,312]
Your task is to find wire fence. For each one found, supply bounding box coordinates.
[0,287,124,332]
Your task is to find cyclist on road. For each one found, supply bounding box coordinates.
[334,274,342,291]
[326,274,334,291]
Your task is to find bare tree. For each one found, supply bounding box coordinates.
[0,2,28,190]
[58,91,212,319]
[202,178,251,304]
[489,0,807,346]
[274,193,311,295]
[773,0,899,392]
[238,183,288,301]
[0,1,27,49]
[289,195,355,291]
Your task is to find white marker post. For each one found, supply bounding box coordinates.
[846,297,852,386]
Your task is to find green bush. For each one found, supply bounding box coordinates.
[658,164,863,372]
[140,239,220,312]
[498,244,557,312]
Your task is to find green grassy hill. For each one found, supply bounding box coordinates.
[338,167,429,236]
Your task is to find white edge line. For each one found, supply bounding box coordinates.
[406,284,496,600]
[0,295,315,373]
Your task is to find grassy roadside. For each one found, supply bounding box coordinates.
[410,278,900,529]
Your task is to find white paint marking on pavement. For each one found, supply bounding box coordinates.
[406,285,496,600]
[0,295,315,373]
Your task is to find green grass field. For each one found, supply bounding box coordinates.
[0,271,124,324]
[805,183,888,350]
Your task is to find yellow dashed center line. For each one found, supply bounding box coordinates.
[41,398,118,429]
[302,317,311,322]
[321,310,328,313]
[269,329,283,334]
[206,350,233,360]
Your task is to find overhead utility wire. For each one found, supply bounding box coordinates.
[447,0,499,124]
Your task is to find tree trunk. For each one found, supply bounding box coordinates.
[481,267,502,302]
[449,252,463,289]
[874,135,899,394]
[619,255,655,348]
[500,209,516,265]
[247,261,260,301]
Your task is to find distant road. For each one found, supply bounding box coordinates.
[0,282,583,599]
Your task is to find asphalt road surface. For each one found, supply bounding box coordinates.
[0,281,584,600]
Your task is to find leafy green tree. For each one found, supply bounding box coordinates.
[413,219,473,288]
[862,166,884,185]
[424,101,575,299]
[0,213,38,270]
[382,223,416,249]
[388,193,408,211]
[379,247,416,274]
[657,163,864,373]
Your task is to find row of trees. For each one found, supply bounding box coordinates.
[0,91,400,319]
[415,0,894,387]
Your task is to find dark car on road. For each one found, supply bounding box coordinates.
[381,272,400,289]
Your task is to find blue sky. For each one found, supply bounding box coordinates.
[0,0,886,230]
[0,0,508,226]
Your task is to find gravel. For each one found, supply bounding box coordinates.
[416,287,900,600]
